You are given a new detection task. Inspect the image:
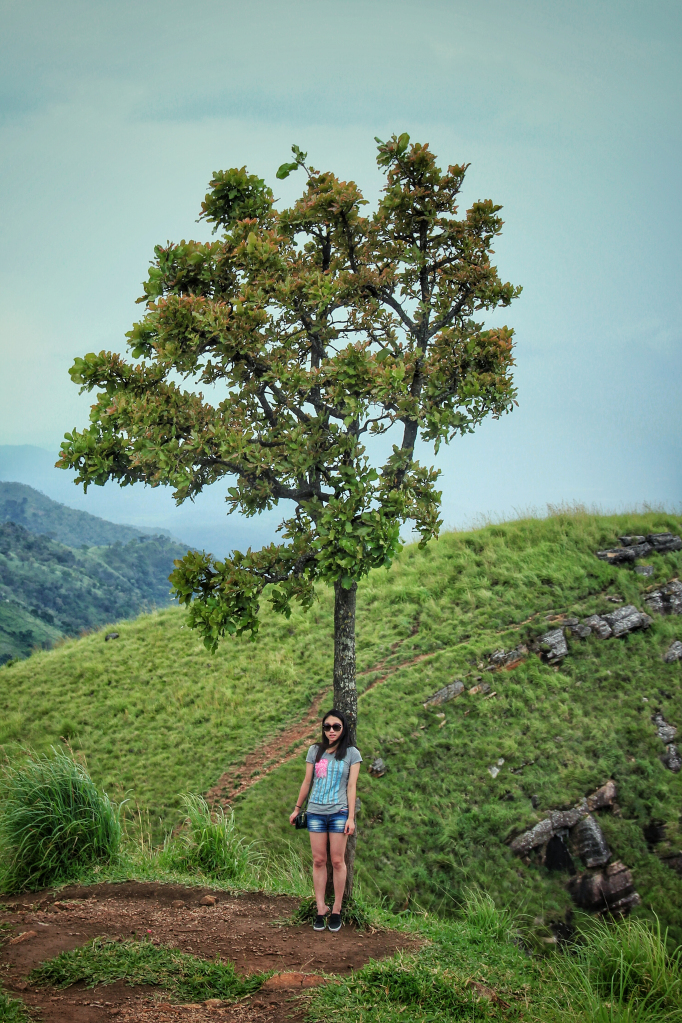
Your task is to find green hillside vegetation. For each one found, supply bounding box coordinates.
[0,521,189,662]
[0,480,175,547]
[2,509,682,943]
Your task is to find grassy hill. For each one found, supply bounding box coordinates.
[2,508,682,942]
[0,481,177,547]
[0,521,190,662]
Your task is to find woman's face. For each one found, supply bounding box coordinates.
[323,716,344,743]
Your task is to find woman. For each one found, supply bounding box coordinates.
[289,709,362,931]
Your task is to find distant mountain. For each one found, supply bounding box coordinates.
[0,445,279,558]
[0,481,178,547]
[0,521,191,664]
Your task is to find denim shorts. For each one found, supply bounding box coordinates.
[307,809,349,833]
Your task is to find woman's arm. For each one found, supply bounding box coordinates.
[289,762,314,825]
[344,762,361,835]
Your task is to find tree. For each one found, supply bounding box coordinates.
[59,134,520,744]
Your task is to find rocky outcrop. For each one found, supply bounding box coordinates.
[537,628,568,663]
[568,861,641,916]
[509,781,639,915]
[368,758,387,777]
[596,533,681,564]
[601,605,652,637]
[645,579,682,616]
[510,781,616,857]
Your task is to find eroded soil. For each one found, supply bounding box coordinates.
[0,881,417,1021]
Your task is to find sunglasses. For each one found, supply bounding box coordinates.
[323,723,343,732]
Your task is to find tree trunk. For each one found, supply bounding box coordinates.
[326,580,359,901]
[333,579,357,743]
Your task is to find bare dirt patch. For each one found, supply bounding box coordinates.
[0,881,417,1022]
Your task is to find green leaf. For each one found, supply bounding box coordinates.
[276,162,299,180]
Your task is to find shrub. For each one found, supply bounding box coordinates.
[0,747,120,892]
[161,794,254,882]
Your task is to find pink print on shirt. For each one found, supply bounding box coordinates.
[314,760,328,779]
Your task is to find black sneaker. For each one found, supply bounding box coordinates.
[313,914,327,931]
[328,913,342,932]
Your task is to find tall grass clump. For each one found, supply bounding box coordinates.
[0,747,120,892]
[550,917,682,1022]
[161,794,255,883]
[461,887,514,944]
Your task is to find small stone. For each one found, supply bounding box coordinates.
[635,565,654,577]
[663,641,682,664]
[497,757,505,766]
[171,900,185,909]
[488,765,500,778]
[204,999,223,1009]
[104,632,119,642]
[569,623,592,639]
[199,895,217,906]
[531,794,540,809]
[368,758,386,777]
[586,780,617,810]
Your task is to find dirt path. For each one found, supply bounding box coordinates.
[206,636,434,807]
[0,882,418,1022]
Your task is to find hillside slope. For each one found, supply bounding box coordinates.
[0,481,177,546]
[0,522,190,662]
[2,509,682,939]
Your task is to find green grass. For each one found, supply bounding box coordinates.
[159,793,255,881]
[0,990,32,1022]
[29,936,265,1003]
[0,747,120,892]
[1,508,682,943]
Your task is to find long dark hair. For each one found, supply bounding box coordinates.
[314,709,350,762]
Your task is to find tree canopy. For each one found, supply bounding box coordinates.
[59,134,520,679]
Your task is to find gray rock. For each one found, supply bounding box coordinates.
[510,817,554,856]
[596,543,653,563]
[663,641,682,664]
[539,628,568,662]
[601,605,652,637]
[644,579,682,617]
[582,614,613,639]
[550,809,584,830]
[368,758,387,777]
[489,645,528,668]
[424,680,464,707]
[647,533,682,553]
[569,623,593,639]
[104,632,119,641]
[635,565,654,577]
[573,814,611,868]
[568,861,639,915]
[586,780,617,810]
[662,745,682,773]
[653,712,677,743]
[619,535,646,547]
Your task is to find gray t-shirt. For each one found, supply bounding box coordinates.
[306,745,363,814]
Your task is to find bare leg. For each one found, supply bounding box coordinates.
[309,832,330,915]
[329,832,348,914]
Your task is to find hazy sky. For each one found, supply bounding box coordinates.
[0,0,680,552]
